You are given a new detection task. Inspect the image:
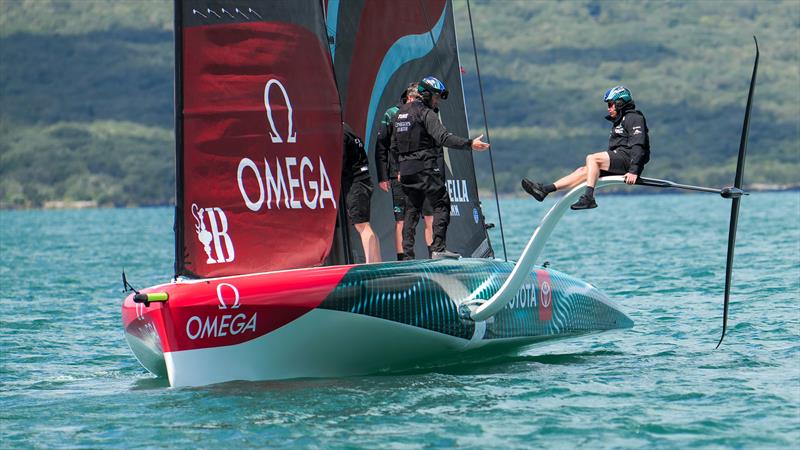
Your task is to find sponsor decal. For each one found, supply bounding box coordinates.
[185,282,257,341]
[473,207,480,224]
[264,79,297,144]
[192,203,235,264]
[185,312,257,340]
[236,79,337,212]
[446,179,470,217]
[536,270,553,321]
[446,179,470,202]
[505,282,536,309]
[237,156,336,211]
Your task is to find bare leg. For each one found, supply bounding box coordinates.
[354,222,381,263]
[423,215,434,246]
[585,151,611,189]
[394,221,404,253]
[553,166,588,191]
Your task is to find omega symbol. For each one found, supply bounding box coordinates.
[216,283,240,310]
[264,79,297,144]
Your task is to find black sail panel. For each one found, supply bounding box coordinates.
[326,0,493,262]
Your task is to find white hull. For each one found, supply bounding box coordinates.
[163,309,575,387]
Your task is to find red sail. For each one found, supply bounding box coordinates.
[177,1,342,278]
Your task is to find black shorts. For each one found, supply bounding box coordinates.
[390,178,432,222]
[346,178,372,224]
[606,149,632,175]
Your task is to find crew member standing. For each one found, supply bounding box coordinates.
[375,82,434,260]
[343,123,381,263]
[521,85,650,209]
[391,76,489,260]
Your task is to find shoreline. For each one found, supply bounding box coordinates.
[2,186,798,211]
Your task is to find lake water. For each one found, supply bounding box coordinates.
[1,192,798,448]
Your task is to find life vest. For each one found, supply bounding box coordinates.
[393,100,437,157]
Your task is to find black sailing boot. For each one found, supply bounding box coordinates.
[521,178,548,202]
[570,194,597,210]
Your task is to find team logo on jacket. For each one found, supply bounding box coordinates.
[193,203,235,264]
[614,125,624,135]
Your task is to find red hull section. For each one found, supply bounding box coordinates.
[122,265,352,353]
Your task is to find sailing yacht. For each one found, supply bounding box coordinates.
[122,0,664,387]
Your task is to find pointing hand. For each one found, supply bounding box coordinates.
[471,134,490,151]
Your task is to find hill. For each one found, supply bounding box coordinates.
[1,0,798,208]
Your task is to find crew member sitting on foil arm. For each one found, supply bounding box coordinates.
[391,76,490,260]
[375,82,435,261]
[521,85,650,209]
[342,123,381,263]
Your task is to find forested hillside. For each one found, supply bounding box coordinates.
[1,0,798,208]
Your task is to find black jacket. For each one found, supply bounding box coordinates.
[343,123,371,185]
[390,99,472,176]
[606,103,650,175]
[375,103,401,182]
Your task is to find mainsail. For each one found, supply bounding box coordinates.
[174,0,492,277]
[326,0,493,262]
[175,0,343,278]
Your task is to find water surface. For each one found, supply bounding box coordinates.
[1,192,798,448]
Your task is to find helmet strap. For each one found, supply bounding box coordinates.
[420,90,433,106]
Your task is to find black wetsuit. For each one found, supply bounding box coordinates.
[605,103,650,176]
[390,99,472,258]
[342,123,372,224]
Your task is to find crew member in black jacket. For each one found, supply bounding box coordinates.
[391,76,489,259]
[521,85,650,209]
[343,123,381,263]
[375,82,434,260]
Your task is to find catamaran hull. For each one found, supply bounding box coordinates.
[123,259,632,387]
